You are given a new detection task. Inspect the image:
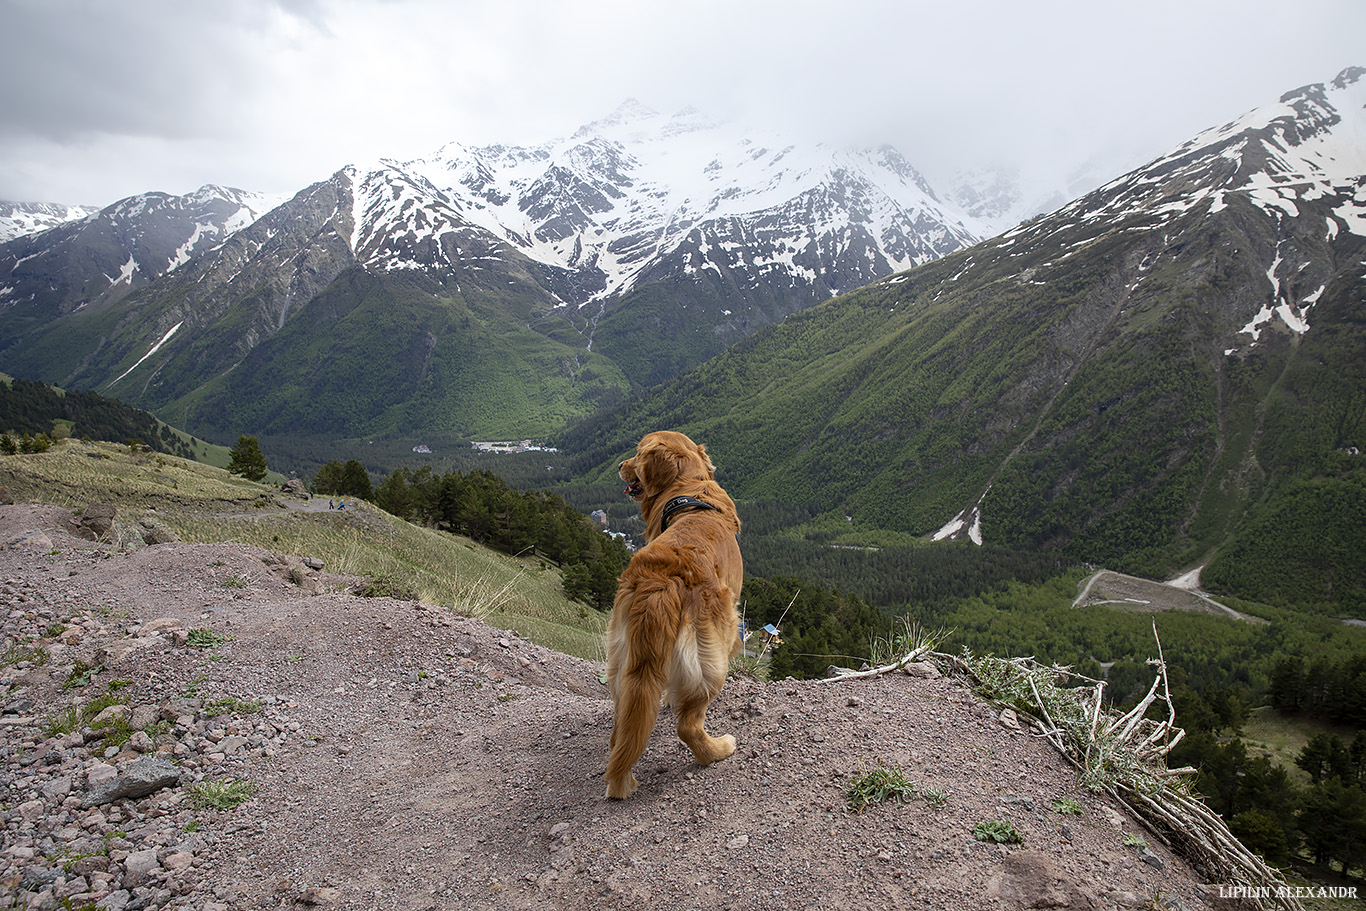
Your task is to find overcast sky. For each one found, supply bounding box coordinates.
[2,0,1363,208]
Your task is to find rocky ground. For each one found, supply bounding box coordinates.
[0,503,1228,911]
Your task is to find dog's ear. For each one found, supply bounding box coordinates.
[695,442,716,479]
[637,436,680,497]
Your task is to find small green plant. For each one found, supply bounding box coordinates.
[42,705,81,737]
[108,678,132,690]
[63,660,103,690]
[845,760,917,813]
[973,819,1023,844]
[201,697,262,717]
[82,692,129,720]
[1123,832,1148,850]
[99,718,136,747]
[190,778,257,810]
[919,784,950,808]
[1051,797,1084,815]
[1,643,48,668]
[354,572,419,601]
[866,617,951,668]
[285,653,304,663]
[220,575,248,589]
[187,628,232,648]
[181,674,209,696]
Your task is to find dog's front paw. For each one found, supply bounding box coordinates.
[604,773,639,800]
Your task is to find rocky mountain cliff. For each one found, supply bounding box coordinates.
[0,186,283,316]
[560,67,1366,609]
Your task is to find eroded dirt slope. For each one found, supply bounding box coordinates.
[0,505,1218,910]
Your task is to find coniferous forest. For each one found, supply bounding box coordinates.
[0,376,197,459]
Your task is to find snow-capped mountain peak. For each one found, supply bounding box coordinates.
[345,102,984,304]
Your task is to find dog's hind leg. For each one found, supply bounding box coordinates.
[674,691,735,766]
[671,624,736,766]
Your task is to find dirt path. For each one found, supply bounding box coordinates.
[0,504,1219,910]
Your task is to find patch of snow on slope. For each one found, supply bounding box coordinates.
[110,320,183,387]
[168,223,216,272]
[113,255,139,287]
[932,511,965,541]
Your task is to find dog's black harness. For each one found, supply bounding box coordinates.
[660,495,720,531]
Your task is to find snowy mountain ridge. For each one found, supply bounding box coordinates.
[340,101,985,306]
[0,201,98,244]
[0,185,287,315]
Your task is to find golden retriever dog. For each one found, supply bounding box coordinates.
[604,431,743,799]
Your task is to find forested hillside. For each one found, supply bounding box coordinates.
[0,376,199,459]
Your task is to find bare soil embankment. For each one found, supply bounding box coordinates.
[0,504,1223,911]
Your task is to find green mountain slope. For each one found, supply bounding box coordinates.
[558,77,1366,613]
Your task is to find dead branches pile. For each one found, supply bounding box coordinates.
[939,625,1304,911]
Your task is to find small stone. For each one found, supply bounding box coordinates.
[91,704,132,727]
[41,776,73,799]
[998,708,1021,731]
[122,847,160,887]
[726,835,749,849]
[137,618,184,636]
[162,851,194,873]
[86,761,117,787]
[299,886,342,906]
[218,735,250,754]
[100,889,133,911]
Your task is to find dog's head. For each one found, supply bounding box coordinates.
[620,431,716,502]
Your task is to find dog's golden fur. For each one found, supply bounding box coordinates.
[604,431,743,799]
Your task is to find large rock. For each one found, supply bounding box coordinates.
[282,478,310,499]
[986,849,1100,910]
[84,756,183,807]
[138,517,179,545]
[72,502,117,540]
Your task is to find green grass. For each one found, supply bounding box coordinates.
[189,778,257,810]
[0,439,609,662]
[201,697,262,717]
[846,764,915,813]
[187,628,233,649]
[1051,797,1084,815]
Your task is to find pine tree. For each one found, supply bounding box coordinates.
[227,435,268,482]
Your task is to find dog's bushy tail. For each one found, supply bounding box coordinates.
[604,573,681,799]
